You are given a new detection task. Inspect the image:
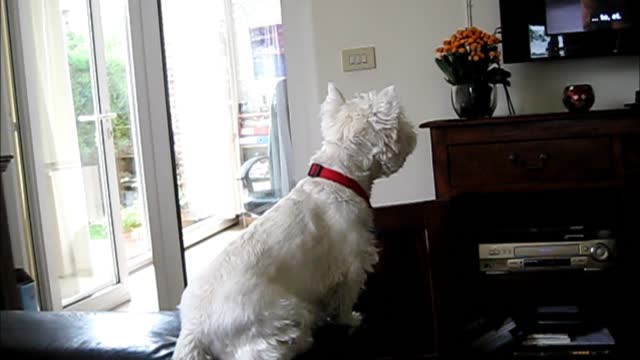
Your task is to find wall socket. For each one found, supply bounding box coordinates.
[342,46,376,72]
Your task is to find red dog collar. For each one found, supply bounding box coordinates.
[308,163,371,207]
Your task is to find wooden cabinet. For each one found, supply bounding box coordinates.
[342,201,448,359]
[421,109,640,357]
[348,110,640,358]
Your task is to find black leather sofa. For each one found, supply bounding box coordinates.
[1,311,180,359]
[0,310,356,359]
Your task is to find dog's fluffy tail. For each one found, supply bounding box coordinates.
[172,328,208,360]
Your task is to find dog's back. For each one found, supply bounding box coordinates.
[174,177,372,360]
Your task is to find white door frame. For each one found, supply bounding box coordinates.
[5,0,57,310]
[6,0,134,310]
[127,0,186,310]
[66,0,131,311]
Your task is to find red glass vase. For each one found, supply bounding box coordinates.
[563,84,595,112]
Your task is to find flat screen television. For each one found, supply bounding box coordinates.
[499,0,640,63]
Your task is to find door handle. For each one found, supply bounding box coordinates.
[508,152,549,171]
[77,113,117,122]
[98,113,117,121]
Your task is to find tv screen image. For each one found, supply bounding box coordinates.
[545,0,633,34]
[499,0,639,63]
[529,25,567,59]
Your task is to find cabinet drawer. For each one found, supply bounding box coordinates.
[448,137,613,188]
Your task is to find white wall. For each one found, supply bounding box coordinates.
[281,0,639,207]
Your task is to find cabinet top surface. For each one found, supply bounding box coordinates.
[419,108,639,129]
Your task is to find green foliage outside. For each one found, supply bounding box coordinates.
[66,31,133,166]
[66,31,142,234]
[89,223,107,240]
[121,204,142,232]
[88,206,141,241]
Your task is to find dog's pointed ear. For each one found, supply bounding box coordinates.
[372,85,401,128]
[321,82,345,115]
[327,82,345,103]
[378,85,397,101]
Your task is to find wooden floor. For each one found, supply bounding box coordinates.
[114,225,246,311]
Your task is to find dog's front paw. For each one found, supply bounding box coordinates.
[345,311,363,336]
[350,311,363,327]
[341,311,362,329]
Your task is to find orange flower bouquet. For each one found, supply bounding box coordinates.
[435,27,512,118]
[435,27,510,86]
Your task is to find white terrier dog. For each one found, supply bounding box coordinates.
[173,83,417,360]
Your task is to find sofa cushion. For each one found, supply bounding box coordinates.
[1,311,180,359]
[0,310,360,359]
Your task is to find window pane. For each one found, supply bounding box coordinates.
[233,0,293,218]
[98,0,152,268]
[160,0,240,244]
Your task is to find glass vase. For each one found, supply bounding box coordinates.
[451,82,497,119]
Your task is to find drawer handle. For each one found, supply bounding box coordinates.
[508,153,549,170]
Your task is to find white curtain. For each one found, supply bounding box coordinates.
[269,78,295,197]
[14,0,92,277]
[162,0,239,221]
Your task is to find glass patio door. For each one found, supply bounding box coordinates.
[159,0,241,248]
[7,0,147,310]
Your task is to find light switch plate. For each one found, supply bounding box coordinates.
[342,46,376,72]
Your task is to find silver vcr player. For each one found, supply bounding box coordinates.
[479,238,616,274]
